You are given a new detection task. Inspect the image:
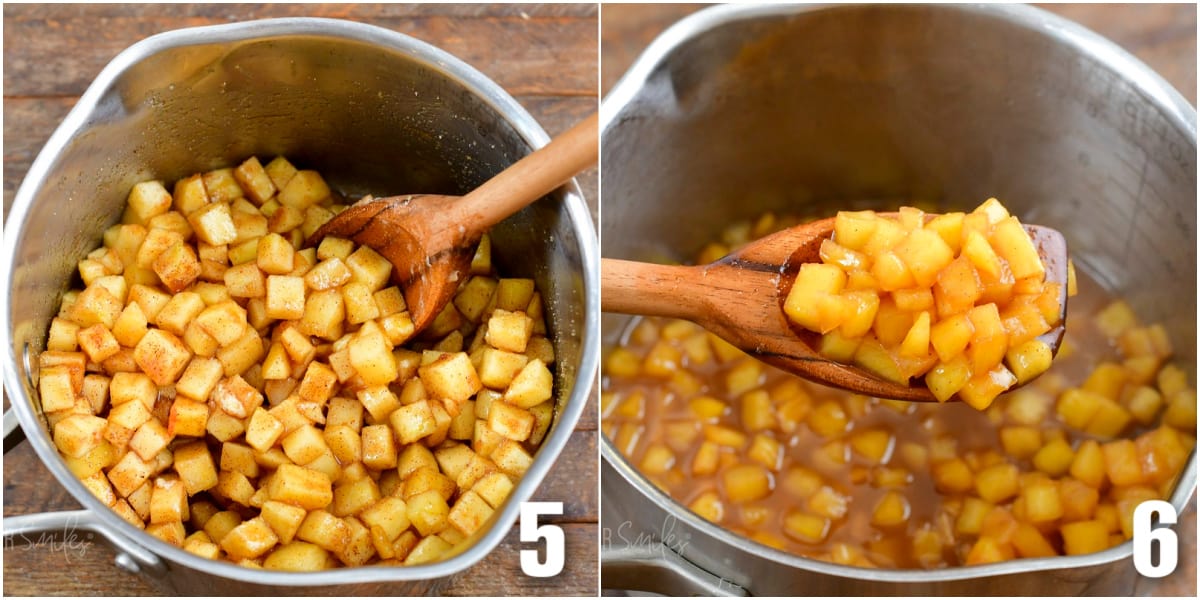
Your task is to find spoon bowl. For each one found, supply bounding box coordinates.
[309,192,482,334]
[310,113,599,334]
[601,216,1069,401]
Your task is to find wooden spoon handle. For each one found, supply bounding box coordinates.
[450,112,599,233]
[600,258,711,321]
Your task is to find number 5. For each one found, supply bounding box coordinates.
[1132,500,1178,578]
[520,501,564,577]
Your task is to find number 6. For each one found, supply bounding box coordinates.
[520,501,565,577]
[1132,499,1178,578]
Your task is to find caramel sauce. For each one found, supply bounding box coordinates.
[602,245,1182,568]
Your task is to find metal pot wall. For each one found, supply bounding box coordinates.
[600,4,1195,595]
[1,17,598,594]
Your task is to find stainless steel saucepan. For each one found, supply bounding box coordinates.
[600,3,1195,595]
[2,17,598,594]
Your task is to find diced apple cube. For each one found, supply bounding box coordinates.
[145,521,187,547]
[361,424,399,470]
[261,156,299,191]
[390,400,437,445]
[332,476,382,518]
[133,329,192,386]
[129,418,172,461]
[352,385,397,422]
[169,174,208,215]
[259,500,308,545]
[784,263,847,332]
[471,472,514,509]
[173,357,221,403]
[488,400,534,441]
[164,397,208,438]
[304,257,352,291]
[339,281,378,326]
[76,324,120,365]
[263,540,329,572]
[234,156,277,204]
[326,396,364,431]
[111,302,149,348]
[68,284,123,329]
[108,450,156,498]
[959,365,1018,411]
[38,365,79,412]
[215,470,256,506]
[216,328,264,377]
[338,246,391,293]
[268,464,333,510]
[202,168,245,203]
[255,232,295,275]
[265,275,306,320]
[194,301,248,346]
[277,170,330,209]
[224,262,266,298]
[153,291,205,336]
[1061,520,1111,555]
[447,490,494,537]
[281,424,331,466]
[298,288,345,341]
[453,277,496,323]
[990,217,1045,280]
[188,202,238,245]
[348,328,397,386]
[485,309,534,353]
[47,317,81,352]
[124,180,173,224]
[296,509,349,554]
[135,227,185,270]
[152,241,201,293]
[221,516,279,560]
[404,534,452,566]
[174,440,219,495]
[404,489,450,537]
[241,406,283,452]
[80,374,111,415]
[491,439,534,477]
[493,278,535,313]
[211,374,263,419]
[267,203,304,233]
[418,352,482,405]
[933,257,983,318]
[125,286,169,325]
[52,414,108,458]
[149,475,189,524]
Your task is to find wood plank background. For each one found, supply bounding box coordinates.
[2,3,598,596]
[5,2,1197,597]
[601,3,1195,597]
[602,4,1196,103]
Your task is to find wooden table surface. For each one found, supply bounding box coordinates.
[2,3,597,596]
[5,2,1197,597]
[601,3,1196,597]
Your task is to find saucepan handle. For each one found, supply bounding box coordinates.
[602,543,748,596]
[3,509,166,576]
[3,408,165,577]
[3,407,25,453]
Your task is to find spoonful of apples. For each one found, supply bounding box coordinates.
[601,204,1069,407]
[309,113,598,336]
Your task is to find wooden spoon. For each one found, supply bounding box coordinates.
[310,113,598,335]
[601,217,1069,402]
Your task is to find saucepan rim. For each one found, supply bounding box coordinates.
[599,1,1196,585]
[2,16,599,586]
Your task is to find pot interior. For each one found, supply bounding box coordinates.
[603,4,1195,365]
[10,29,588,422]
[600,2,1196,589]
